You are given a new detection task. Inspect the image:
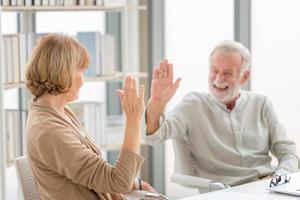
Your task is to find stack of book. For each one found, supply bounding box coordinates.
[0,0,126,7]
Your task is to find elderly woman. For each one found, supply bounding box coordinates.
[25,33,154,200]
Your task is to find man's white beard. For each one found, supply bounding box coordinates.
[209,81,240,104]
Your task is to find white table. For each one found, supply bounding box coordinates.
[181,172,300,200]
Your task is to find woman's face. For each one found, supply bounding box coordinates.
[65,68,85,102]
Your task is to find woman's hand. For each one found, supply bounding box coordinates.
[132,179,157,193]
[140,180,157,193]
[118,76,145,123]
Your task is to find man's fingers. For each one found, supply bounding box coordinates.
[173,78,181,90]
[153,67,159,80]
[163,60,168,78]
[168,63,173,81]
[159,61,164,79]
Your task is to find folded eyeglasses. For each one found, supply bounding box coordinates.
[269,174,291,187]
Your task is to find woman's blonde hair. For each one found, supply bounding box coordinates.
[25,33,90,101]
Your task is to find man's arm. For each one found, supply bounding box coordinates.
[146,59,181,135]
[264,98,300,174]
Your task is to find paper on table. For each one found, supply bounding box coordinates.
[182,191,285,200]
[267,183,300,197]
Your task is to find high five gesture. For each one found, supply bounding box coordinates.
[147,59,181,134]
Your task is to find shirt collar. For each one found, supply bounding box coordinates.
[209,90,247,113]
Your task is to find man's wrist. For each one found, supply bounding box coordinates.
[147,99,166,114]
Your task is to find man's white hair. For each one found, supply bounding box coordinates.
[209,40,251,73]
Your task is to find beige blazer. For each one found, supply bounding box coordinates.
[27,100,144,200]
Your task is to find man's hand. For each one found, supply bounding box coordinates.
[260,175,273,180]
[150,59,181,105]
[146,59,181,134]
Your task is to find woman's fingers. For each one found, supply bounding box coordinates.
[117,89,124,105]
[125,76,131,91]
[139,84,145,103]
[131,77,137,94]
[122,75,144,106]
[153,67,159,80]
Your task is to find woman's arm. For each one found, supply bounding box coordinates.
[117,76,145,154]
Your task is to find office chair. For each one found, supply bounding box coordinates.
[171,137,230,193]
[15,156,40,200]
[14,156,168,200]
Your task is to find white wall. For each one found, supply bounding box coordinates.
[165,0,234,198]
[251,0,300,157]
[36,12,105,35]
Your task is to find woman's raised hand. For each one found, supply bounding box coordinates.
[118,76,145,122]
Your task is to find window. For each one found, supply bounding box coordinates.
[251,0,300,156]
[165,0,234,198]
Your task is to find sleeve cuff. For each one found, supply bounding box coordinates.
[119,148,145,165]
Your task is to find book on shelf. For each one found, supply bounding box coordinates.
[0,0,110,6]
[1,0,10,6]
[95,0,103,6]
[33,0,41,6]
[106,114,124,145]
[16,0,24,6]
[103,0,125,6]
[19,34,27,82]
[77,31,117,77]
[68,101,106,147]
[84,0,94,6]
[1,32,118,86]
[101,33,117,75]
[2,34,22,84]
[41,0,49,6]
[1,33,44,84]
[26,33,47,59]
[68,102,125,148]
[77,32,102,77]
[5,109,28,163]
[25,0,32,6]
[10,0,16,6]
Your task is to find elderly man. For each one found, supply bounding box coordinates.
[144,40,299,186]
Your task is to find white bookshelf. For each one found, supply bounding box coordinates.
[0,8,6,199]
[1,5,146,12]
[0,2,145,198]
[4,72,147,89]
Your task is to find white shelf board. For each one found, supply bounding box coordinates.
[0,5,146,12]
[4,72,148,89]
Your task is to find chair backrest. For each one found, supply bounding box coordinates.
[172,136,196,177]
[15,156,40,200]
[171,137,229,193]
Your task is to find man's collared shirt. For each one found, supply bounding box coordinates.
[144,90,299,186]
